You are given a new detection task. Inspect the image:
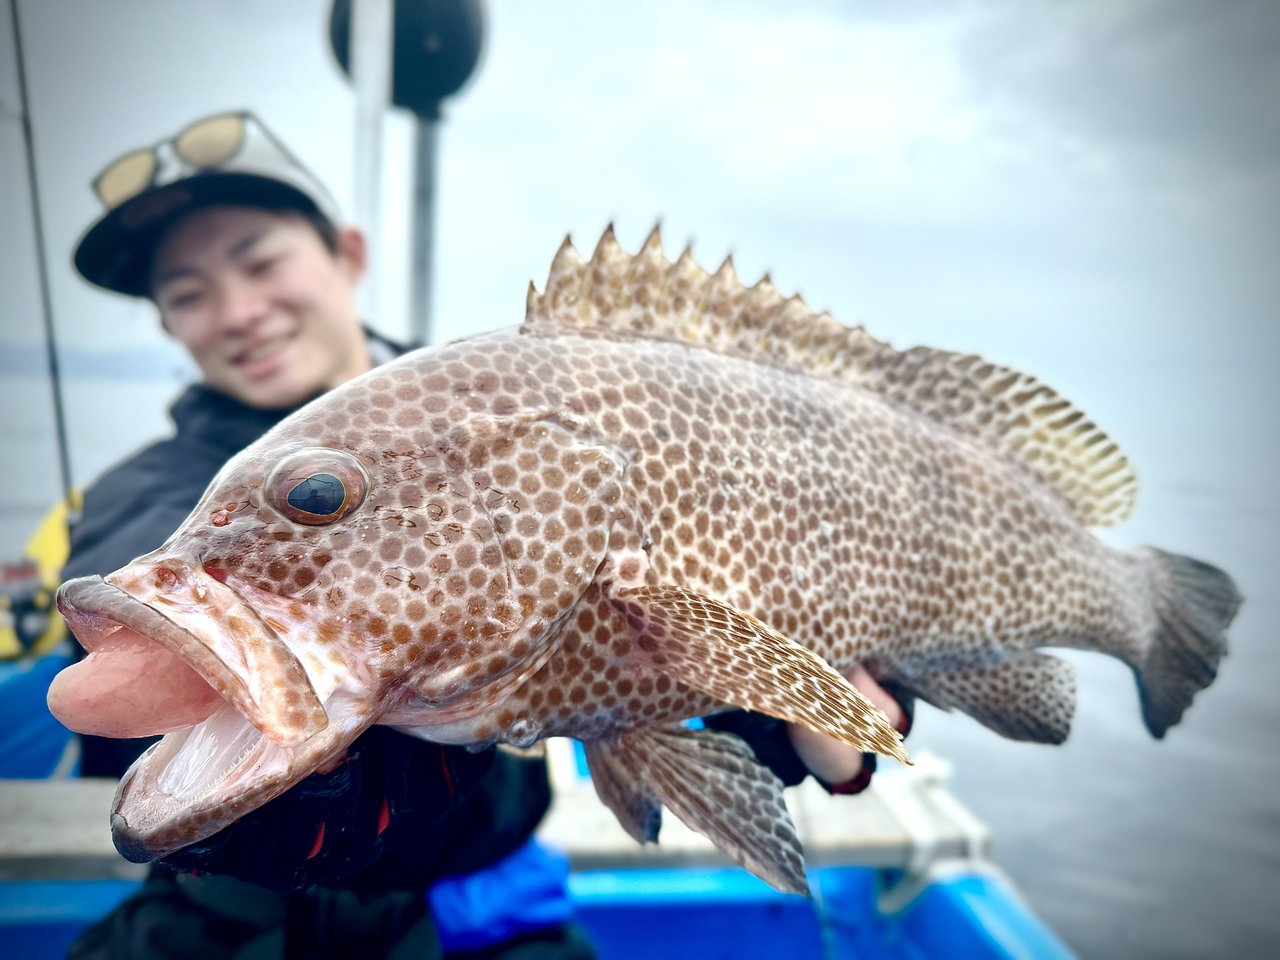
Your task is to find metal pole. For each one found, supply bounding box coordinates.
[410,116,437,346]
[8,0,76,520]
[350,0,392,326]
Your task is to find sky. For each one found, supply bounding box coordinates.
[4,0,1276,541]
[2,2,1279,956]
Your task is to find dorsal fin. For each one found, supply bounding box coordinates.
[523,225,1137,527]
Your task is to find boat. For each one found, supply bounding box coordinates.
[0,650,1075,958]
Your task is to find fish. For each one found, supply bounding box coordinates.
[49,225,1241,894]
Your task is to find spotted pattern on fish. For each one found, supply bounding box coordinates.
[53,225,1240,895]
[429,324,1143,749]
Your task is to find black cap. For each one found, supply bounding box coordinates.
[73,112,343,298]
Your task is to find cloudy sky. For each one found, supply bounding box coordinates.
[2,3,1278,955]
[6,2,1276,350]
[4,0,1276,527]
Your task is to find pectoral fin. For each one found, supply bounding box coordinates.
[585,725,809,895]
[912,651,1077,744]
[611,585,908,763]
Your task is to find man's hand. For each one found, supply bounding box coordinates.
[785,665,905,785]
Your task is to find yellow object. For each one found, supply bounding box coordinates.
[0,491,81,658]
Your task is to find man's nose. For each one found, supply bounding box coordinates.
[215,277,269,331]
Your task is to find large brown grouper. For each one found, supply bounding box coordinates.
[49,226,1240,894]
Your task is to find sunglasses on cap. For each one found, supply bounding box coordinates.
[91,111,311,210]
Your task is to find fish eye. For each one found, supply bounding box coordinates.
[267,449,368,526]
[287,474,345,515]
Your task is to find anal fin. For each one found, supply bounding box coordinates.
[611,585,908,763]
[582,737,662,844]
[586,725,809,895]
[913,651,1077,744]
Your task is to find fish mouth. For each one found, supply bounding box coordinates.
[54,573,376,862]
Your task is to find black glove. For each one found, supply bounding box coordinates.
[701,711,812,787]
[160,728,496,890]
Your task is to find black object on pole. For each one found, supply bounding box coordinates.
[329,0,485,121]
[329,0,486,346]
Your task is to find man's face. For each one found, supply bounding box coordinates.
[149,205,372,410]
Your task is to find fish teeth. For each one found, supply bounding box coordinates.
[156,705,262,800]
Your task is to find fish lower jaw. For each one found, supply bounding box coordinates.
[111,705,292,860]
[110,694,374,862]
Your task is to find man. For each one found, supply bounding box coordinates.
[61,110,909,959]
[64,109,593,960]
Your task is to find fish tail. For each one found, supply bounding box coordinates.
[1135,548,1240,738]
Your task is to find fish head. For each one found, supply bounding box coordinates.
[53,362,627,859]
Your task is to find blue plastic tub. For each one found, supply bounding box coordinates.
[0,864,1073,959]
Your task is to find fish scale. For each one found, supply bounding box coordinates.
[51,225,1240,895]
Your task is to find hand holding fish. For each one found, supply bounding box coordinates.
[50,226,1241,895]
[786,666,907,788]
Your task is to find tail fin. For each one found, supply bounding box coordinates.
[1136,548,1241,738]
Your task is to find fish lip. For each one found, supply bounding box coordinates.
[58,575,180,650]
[57,572,325,747]
[57,576,253,707]
[110,813,150,864]
[57,575,372,861]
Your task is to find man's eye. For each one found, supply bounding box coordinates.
[247,257,281,277]
[166,290,203,310]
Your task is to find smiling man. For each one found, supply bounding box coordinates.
[148,205,372,410]
[63,110,596,960]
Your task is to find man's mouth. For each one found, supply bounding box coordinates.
[233,334,293,375]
